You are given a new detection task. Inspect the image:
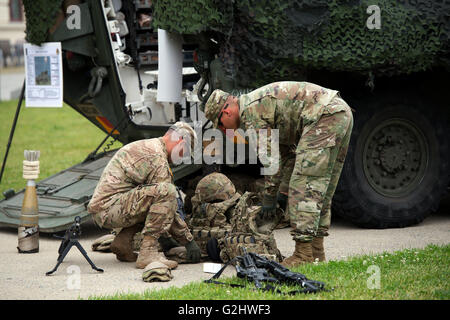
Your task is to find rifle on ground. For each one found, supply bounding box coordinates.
[235,247,278,290]
[251,252,326,293]
[205,247,328,294]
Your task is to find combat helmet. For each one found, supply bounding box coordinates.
[193,172,237,203]
[189,173,241,261]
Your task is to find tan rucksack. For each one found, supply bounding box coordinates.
[218,191,283,263]
[188,173,283,262]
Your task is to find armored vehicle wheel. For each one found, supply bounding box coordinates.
[333,93,450,228]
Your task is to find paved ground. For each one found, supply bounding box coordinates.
[1,201,449,300]
[0,68,23,101]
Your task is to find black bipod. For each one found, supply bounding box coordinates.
[46,216,104,275]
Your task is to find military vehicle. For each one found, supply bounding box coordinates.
[0,0,449,232]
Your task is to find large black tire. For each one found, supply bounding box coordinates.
[333,92,450,228]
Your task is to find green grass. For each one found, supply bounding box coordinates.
[1,99,448,300]
[0,99,122,196]
[90,244,450,300]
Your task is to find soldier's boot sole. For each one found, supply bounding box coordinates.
[110,224,142,262]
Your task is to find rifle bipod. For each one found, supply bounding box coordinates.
[204,247,329,295]
[46,216,104,276]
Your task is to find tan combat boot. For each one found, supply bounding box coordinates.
[136,235,178,270]
[312,237,326,262]
[281,241,314,268]
[110,224,142,262]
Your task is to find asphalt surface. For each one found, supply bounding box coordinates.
[0,201,449,300]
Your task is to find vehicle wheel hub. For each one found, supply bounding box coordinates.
[363,118,428,197]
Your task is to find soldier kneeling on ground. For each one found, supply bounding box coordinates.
[87,122,202,280]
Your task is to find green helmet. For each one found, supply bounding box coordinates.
[194,172,236,203]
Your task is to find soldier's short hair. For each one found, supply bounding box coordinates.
[168,121,197,153]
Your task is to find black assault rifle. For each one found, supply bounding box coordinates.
[235,247,278,290]
[250,251,326,293]
[205,247,327,294]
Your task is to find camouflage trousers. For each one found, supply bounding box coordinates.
[287,97,353,242]
[92,182,193,245]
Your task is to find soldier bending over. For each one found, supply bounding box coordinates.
[204,81,353,267]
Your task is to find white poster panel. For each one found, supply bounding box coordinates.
[24,42,63,107]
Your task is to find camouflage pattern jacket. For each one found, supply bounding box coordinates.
[88,138,173,213]
[238,81,344,198]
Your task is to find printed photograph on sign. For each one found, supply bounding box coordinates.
[34,56,51,85]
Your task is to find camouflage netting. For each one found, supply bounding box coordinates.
[23,0,64,45]
[153,0,233,35]
[153,0,450,87]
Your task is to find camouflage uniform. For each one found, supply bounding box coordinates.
[87,138,193,245]
[205,81,353,242]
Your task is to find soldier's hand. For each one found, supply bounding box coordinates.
[277,192,288,212]
[158,236,180,252]
[261,194,277,219]
[185,240,201,263]
[256,194,278,233]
